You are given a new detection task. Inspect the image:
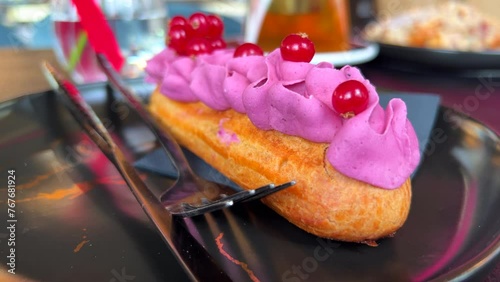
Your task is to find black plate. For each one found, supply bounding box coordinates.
[1,85,500,282]
[377,43,500,70]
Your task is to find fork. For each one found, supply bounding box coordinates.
[95,54,295,217]
[44,60,293,217]
[42,62,237,281]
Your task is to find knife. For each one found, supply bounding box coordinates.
[41,62,231,282]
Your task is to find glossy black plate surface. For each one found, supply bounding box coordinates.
[0,84,499,282]
[377,43,500,70]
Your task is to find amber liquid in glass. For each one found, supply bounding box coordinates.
[256,0,350,52]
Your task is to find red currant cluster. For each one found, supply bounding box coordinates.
[167,12,226,56]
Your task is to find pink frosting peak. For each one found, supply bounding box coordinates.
[145,48,176,83]
[160,55,198,102]
[305,65,420,188]
[145,47,421,189]
[242,49,341,142]
[328,99,420,189]
[224,55,267,113]
[190,49,234,110]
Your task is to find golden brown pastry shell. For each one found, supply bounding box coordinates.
[149,90,412,243]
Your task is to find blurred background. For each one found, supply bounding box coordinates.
[0,0,248,49]
[1,0,499,84]
[375,0,500,20]
[2,0,500,49]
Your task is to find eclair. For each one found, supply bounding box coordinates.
[145,14,420,243]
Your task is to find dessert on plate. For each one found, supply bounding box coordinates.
[146,12,420,244]
[364,2,500,52]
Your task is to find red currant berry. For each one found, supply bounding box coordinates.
[168,15,189,28]
[331,80,369,118]
[167,25,190,55]
[211,37,227,50]
[186,37,213,56]
[280,33,315,62]
[206,14,224,38]
[189,12,209,38]
[233,43,264,58]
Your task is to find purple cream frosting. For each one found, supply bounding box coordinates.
[146,47,420,189]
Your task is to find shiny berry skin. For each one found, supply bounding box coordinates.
[332,80,369,118]
[189,12,209,37]
[169,15,189,28]
[211,37,227,50]
[167,25,190,55]
[233,43,264,58]
[280,33,315,62]
[186,38,213,56]
[206,14,224,38]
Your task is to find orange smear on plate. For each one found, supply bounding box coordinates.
[215,233,260,282]
[17,174,51,190]
[39,186,85,200]
[17,163,70,190]
[18,183,90,203]
[73,239,90,253]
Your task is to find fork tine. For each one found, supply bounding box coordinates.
[170,181,296,218]
[167,188,262,217]
[208,183,274,205]
[241,181,296,203]
[170,200,234,217]
[185,182,276,209]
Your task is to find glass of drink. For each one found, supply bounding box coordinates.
[0,0,51,49]
[247,0,351,53]
[51,0,167,84]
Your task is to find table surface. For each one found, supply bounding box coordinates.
[0,48,499,281]
[0,49,62,103]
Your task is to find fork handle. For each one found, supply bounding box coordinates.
[96,54,198,182]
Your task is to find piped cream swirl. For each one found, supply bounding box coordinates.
[146,47,420,189]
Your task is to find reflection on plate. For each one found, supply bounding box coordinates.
[0,100,14,119]
[377,42,500,69]
[311,43,379,66]
[1,85,499,281]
